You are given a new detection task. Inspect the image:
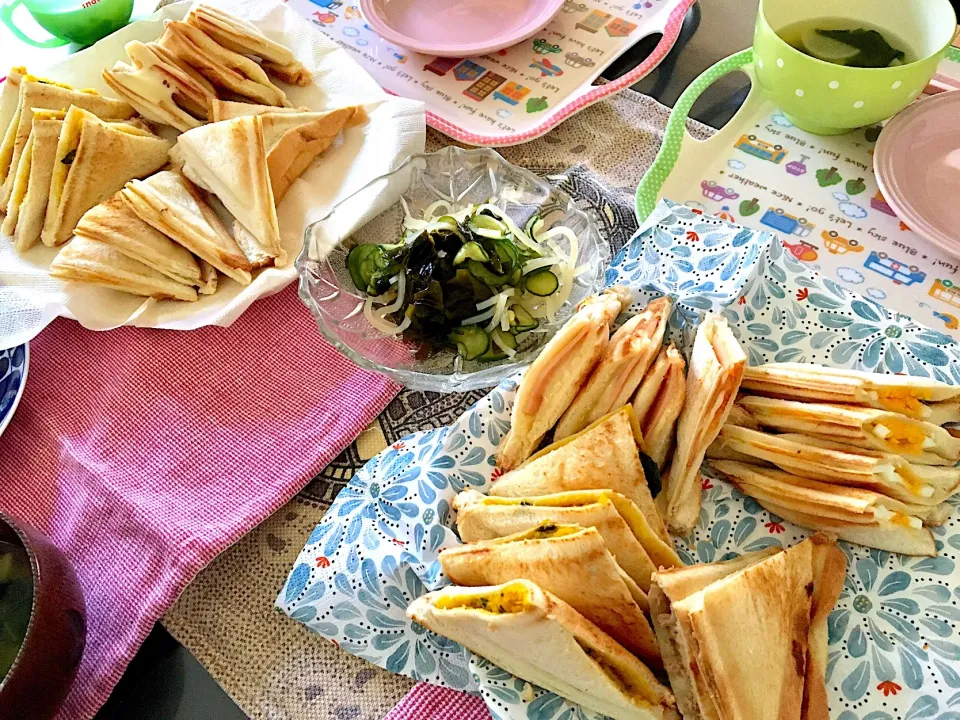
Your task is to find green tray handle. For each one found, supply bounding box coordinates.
[0,0,69,48]
[636,48,754,222]
[947,46,960,63]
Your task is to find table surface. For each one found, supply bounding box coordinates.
[0,0,759,716]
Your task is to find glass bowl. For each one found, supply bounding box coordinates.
[296,146,609,392]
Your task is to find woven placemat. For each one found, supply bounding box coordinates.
[161,89,711,720]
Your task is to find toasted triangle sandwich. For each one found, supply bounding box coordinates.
[650,534,845,720]
[408,579,679,720]
[554,296,671,440]
[497,287,629,470]
[741,362,960,421]
[174,114,284,266]
[659,314,746,534]
[440,523,660,664]
[453,488,681,590]
[491,405,669,543]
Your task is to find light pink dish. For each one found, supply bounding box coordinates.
[874,91,960,258]
[359,0,565,57]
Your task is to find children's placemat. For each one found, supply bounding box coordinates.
[638,48,960,340]
[286,0,694,146]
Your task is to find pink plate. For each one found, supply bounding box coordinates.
[359,0,565,58]
[874,91,960,257]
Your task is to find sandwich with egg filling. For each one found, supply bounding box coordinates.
[737,396,960,464]
[707,426,960,505]
[496,287,629,470]
[453,488,681,590]
[711,461,937,555]
[659,314,746,535]
[440,523,660,663]
[121,170,253,286]
[554,296,671,440]
[407,579,679,720]
[491,406,669,543]
[40,106,170,246]
[741,362,960,421]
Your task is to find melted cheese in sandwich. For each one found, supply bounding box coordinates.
[48,108,153,213]
[8,134,32,210]
[47,107,86,217]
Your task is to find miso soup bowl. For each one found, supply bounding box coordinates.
[753,0,957,134]
[0,513,86,720]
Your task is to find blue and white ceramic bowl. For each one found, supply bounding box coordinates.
[0,344,29,438]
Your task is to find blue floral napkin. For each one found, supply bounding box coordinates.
[279,199,960,720]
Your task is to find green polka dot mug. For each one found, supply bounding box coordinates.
[753,0,957,134]
[0,0,132,48]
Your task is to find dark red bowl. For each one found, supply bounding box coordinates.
[0,513,86,720]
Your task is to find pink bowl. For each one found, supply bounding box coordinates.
[359,0,565,57]
[874,91,960,258]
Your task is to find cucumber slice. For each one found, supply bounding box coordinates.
[509,304,539,333]
[492,238,520,273]
[347,244,387,293]
[454,241,490,265]
[478,328,517,361]
[524,213,541,237]
[523,268,560,296]
[449,325,490,360]
[467,260,513,287]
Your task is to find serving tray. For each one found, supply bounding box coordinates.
[637,48,960,340]
[286,0,695,146]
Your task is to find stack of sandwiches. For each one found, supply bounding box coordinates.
[1,3,366,304]
[707,363,960,555]
[496,289,685,471]
[0,71,168,252]
[407,296,851,718]
[407,288,772,719]
[102,4,310,132]
[411,407,684,718]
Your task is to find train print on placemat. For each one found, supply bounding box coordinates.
[288,0,688,141]
[675,103,960,338]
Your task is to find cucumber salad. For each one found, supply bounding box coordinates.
[346,200,583,362]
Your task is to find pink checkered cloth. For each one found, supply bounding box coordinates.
[384,683,491,720]
[0,285,398,720]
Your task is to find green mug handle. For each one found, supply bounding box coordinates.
[0,0,69,47]
[636,48,755,221]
